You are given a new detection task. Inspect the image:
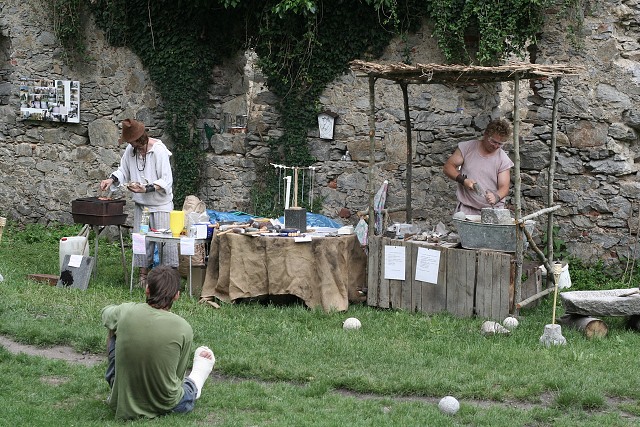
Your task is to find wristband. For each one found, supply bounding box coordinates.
[110,174,119,184]
[455,174,467,184]
[145,184,156,193]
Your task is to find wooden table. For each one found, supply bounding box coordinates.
[201,233,367,312]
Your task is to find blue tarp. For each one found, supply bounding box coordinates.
[206,210,256,223]
[277,212,342,228]
[207,209,342,228]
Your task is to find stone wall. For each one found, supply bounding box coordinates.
[1,1,639,267]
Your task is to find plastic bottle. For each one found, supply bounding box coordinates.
[140,207,150,234]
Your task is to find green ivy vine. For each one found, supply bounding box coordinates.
[89,0,244,206]
[46,0,569,213]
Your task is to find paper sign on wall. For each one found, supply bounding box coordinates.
[415,247,441,284]
[384,245,406,280]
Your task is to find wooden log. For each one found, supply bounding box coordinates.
[557,314,608,339]
[516,287,555,309]
[27,273,59,286]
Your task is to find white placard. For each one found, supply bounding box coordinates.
[294,235,312,243]
[180,237,195,256]
[195,224,208,239]
[384,245,406,280]
[132,233,147,255]
[415,247,441,284]
[68,254,83,268]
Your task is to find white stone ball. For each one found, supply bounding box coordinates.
[438,395,460,415]
[503,316,519,330]
[343,317,362,330]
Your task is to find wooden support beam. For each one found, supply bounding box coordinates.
[516,286,555,309]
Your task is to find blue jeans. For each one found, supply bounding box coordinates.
[106,333,197,414]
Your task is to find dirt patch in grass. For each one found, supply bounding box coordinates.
[0,335,105,367]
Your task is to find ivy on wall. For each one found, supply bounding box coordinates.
[426,0,549,65]
[46,0,561,212]
[89,0,246,206]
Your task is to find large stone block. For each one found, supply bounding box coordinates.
[88,119,118,148]
[560,288,640,317]
[566,121,608,149]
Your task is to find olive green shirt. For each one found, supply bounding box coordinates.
[101,302,193,419]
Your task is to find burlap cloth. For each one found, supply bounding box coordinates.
[200,233,367,312]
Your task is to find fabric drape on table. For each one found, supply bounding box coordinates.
[201,233,367,312]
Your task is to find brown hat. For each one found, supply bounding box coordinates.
[119,119,146,144]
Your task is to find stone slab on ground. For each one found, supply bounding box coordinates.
[560,288,640,317]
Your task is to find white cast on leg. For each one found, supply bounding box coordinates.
[187,345,215,399]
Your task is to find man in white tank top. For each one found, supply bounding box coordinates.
[443,119,514,215]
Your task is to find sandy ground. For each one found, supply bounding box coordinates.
[0,335,105,367]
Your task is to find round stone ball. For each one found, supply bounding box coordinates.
[503,316,519,330]
[438,395,460,415]
[343,317,362,330]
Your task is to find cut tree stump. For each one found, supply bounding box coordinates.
[557,314,608,339]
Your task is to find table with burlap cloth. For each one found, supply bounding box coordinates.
[200,233,367,312]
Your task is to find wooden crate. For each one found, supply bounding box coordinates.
[367,236,515,321]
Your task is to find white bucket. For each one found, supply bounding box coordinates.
[59,236,89,272]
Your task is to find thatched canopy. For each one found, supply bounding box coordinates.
[350,60,582,85]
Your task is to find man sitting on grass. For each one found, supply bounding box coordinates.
[101,265,215,419]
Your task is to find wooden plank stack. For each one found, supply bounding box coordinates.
[367,236,514,321]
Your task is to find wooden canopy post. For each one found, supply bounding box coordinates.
[368,75,377,241]
[513,75,524,315]
[547,77,561,279]
[400,81,413,222]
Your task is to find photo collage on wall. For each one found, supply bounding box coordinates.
[19,78,80,123]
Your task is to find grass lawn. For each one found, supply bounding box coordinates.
[0,222,639,426]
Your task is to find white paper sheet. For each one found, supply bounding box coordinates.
[68,254,83,268]
[384,245,406,280]
[415,247,441,284]
[294,235,312,242]
[180,237,195,256]
[132,233,146,255]
[195,224,208,239]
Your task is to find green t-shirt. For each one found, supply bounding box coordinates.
[101,302,193,419]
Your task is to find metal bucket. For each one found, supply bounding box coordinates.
[453,216,535,252]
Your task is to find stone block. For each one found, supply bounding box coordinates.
[560,288,640,317]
